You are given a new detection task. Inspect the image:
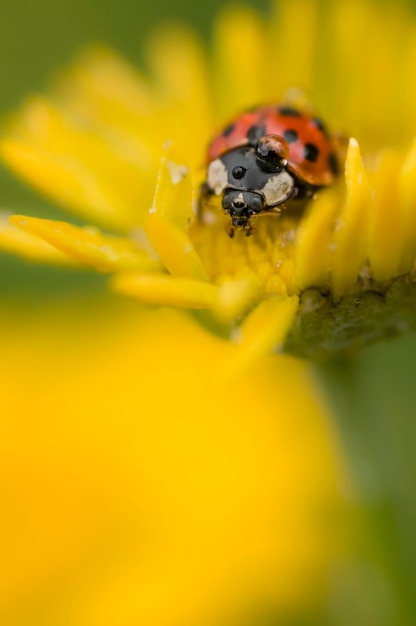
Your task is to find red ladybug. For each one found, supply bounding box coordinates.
[201,105,341,235]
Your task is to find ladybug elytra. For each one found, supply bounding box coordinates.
[200,105,342,236]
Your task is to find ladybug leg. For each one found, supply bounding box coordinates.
[225,223,235,238]
[301,188,315,199]
[292,184,318,200]
[245,224,257,237]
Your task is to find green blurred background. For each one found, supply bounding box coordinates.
[1,1,416,623]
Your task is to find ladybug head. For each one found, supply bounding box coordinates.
[206,135,295,230]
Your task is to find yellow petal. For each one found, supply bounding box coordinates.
[238,294,299,352]
[332,138,372,298]
[147,26,212,170]
[151,145,193,231]
[53,46,163,151]
[295,188,341,291]
[9,215,161,273]
[212,273,263,323]
[0,139,140,232]
[0,214,81,267]
[399,138,416,273]
[360,3,411,146]
[2,94,158,230]
[221,295,299,378]
[368,150,403,282]
[112,273,217,309]
[146,217,208,280]
[326,1,373,136]
[146,150,208,281]
[270,0,319,99]
[213,6,270,118]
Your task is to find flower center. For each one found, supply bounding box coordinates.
[189,208,300,298]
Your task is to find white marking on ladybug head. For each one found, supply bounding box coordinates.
[207,158,228,195]
[261,170,295,206]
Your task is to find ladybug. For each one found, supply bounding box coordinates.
[200,105,341,236]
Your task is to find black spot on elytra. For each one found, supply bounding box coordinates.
[277,106,301,117]
[304,143,319,162]
[222,123,236,137]
[283,129,298,143]
[247,124,266,143]
[328,152,340,175]
[311,117,327,134]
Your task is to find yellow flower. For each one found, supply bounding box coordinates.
[2,0,416,360]
[0,0,414,623]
